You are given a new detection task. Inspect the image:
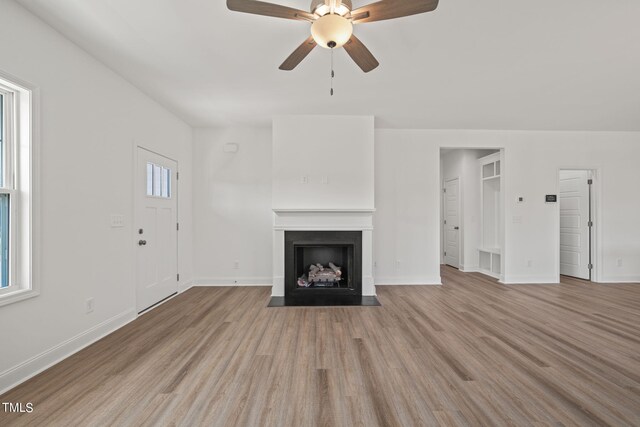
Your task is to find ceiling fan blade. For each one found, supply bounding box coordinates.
[227,0,315,22]
[351,0,439,24]
[279,36,317,71]
[343,35,379,73]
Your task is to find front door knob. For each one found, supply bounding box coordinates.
[138,240,147,246]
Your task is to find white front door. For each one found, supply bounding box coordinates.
[444,178,460,268]
[559,170,591,280]
[136,147,178,312]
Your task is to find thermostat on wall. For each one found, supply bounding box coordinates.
[545,195,558,203]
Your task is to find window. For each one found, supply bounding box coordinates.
[146,162,171,198]
[0,71,38,306]
[0,88,12,289]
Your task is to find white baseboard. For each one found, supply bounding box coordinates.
[178,280,194,293]
[597,276,640,284]
[193,277,272,287]
[0,309,136,395]
[375,276,442,286]
[459,267,479,273]
[501,275,560,284]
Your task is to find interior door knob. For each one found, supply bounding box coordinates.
[454,226,459,230]
[138,240,147,246]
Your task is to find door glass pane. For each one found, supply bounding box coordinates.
[161,167,171,198]
[0,194,9,288]
[146,163,153,196]
[153,164,161,196]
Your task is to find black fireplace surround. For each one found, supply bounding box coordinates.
[285,230,362,299]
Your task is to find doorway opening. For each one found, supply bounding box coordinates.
[440,148,504,280]
[559,169,596,281]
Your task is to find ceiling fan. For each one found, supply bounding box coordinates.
[227,0,439,73]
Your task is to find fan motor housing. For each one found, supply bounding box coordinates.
[311,0,353,16]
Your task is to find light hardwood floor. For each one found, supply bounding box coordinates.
[1,267,639,426]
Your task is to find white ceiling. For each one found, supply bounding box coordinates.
[16,0,640,130]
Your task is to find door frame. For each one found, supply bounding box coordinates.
[556,167,601,283]
[443,177,461,268]
[133,145,180,314]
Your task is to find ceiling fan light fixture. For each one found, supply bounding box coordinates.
[310,14,353,49]
[311,0,352,17]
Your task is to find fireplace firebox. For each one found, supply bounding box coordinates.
[285,231,362,299]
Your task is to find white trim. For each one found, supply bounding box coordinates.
[0,287,39,307]
[375,276,442,285]
[0,309,136,395]
[178,280,194,293]
[477,270,501,280]
[193,277,273,286]
[501,275,560,284]
[597,276,640,284]
[273,225,374,231]
[273,208,376,213]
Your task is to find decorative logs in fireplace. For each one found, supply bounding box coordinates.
[298,262,343,287]
[285,231,362,299]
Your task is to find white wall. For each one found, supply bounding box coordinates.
[0,0,193,393]
[272,115,374,210]
[192,128,640,287]
[373,135,441,284]
[376,129,640,285]
[192,128,273,285]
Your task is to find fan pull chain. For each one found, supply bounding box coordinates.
[330,48,335,96]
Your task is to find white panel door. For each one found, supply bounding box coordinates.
[559,170,590,280]
[444,178,460,268]
[136,148,178,312]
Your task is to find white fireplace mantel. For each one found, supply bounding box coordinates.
[272,209,375,297]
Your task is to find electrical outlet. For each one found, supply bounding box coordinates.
[86,298,94,313]
[617,259,623,267]
[234,260,240,270]
[301,176,309,184]
[527,260,532,268]
[321,176,329,185]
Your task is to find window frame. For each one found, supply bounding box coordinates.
[0,70,40,306]
[0,86,17,291]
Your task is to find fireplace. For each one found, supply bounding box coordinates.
[270,209,377,306]
[285,231,362,299]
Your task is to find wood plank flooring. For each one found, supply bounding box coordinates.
[2,267,639,426]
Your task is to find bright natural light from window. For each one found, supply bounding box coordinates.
[146,162,171,199]
[0,92,8,288]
